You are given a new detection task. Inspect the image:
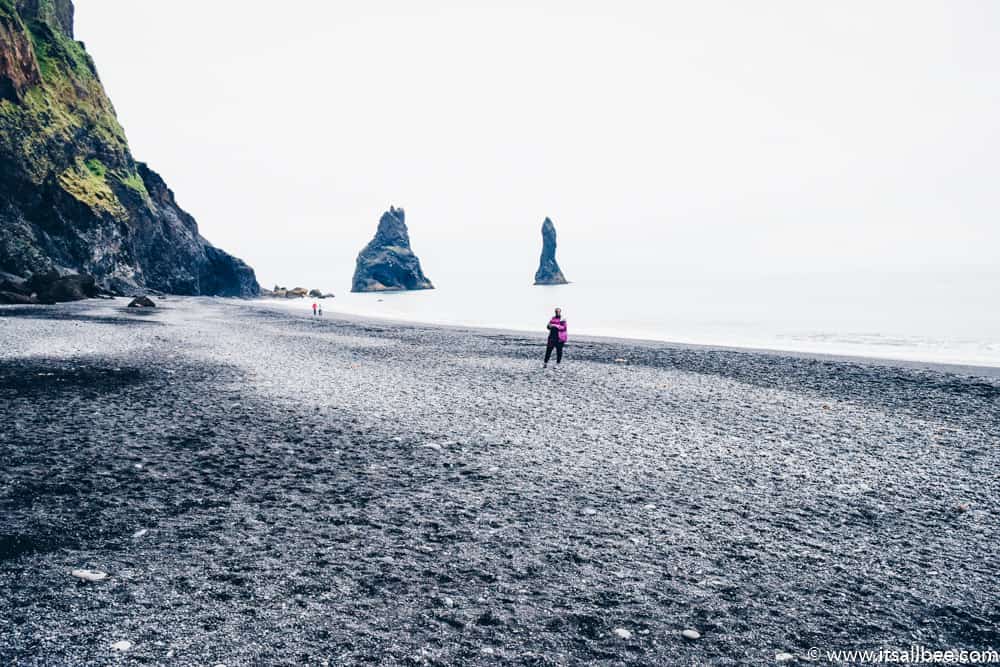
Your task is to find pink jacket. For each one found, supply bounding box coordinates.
[548,317,568,343]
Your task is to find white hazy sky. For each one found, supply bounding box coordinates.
[74,0,1000,291]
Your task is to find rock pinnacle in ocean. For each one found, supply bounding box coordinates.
[351,206,434,292]
[534,217,568,285]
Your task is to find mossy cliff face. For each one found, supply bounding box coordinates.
[0,0,258,295]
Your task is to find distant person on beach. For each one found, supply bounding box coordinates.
[318,304,323,316]
[312,303,317,316]
[544,308,568,368]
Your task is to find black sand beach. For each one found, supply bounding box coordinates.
[1,298,998,665]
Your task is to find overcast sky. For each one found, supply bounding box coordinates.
[74,1,1000,290]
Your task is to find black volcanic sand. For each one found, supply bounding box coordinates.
[1,299,998,666]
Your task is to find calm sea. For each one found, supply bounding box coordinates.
[266,268,1000,369]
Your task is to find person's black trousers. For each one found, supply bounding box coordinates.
[545,341,564,364]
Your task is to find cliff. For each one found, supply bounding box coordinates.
[0,0,258,296]
[534,217,568,285]
[352,206,433,292]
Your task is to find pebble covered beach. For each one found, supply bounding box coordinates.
[1,298,998,665]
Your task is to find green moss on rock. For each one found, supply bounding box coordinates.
[57,158,126,218]
[114,169,149,199]
[83,156,105,177]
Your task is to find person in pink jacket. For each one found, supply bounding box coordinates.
[544,307,568,367]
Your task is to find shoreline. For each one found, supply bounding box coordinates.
[246,298,1000,379]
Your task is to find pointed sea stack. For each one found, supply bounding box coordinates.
[533,217,568,285]
[0,0,258,296]
[352,206,434,292]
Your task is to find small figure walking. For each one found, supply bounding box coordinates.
[312,302,317,316]
[318,304,323,316]
[544,307,567,368]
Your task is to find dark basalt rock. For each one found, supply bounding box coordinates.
[534,217,568,285]
[0,269,101,304]
[127,295,156,308]
[25,270,98,303]
[0,289,35,304]
[15,0,74,39]
[0,0,259,297]
[352,206,434,292]
[0,272,33,303]
[264,286,334,299]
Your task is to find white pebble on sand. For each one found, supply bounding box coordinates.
[613,628,632,640]
[682,629,701,640]
[583,508,598,516]
[111,640,132,652]
[71,569,108,582]
[420,444,443,452]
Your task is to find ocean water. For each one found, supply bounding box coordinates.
[269,268,1000,369]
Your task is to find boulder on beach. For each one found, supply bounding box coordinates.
[0,274,32,303]
[262,285,334,300]
[0,286,37,304]
[127,296,156,308]
[0,271,103,304]
[534,217,568,285]
[352,206,434,292]
[26,271,100,303]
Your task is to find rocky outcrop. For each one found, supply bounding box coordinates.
[261,286,334,299]
[26,270,97,302]
[15,0,74,39]
[352,206,433,292]
[127,295,155,308]
[0,0,259,297]
[0,268,104,303]
[534,217,568,285]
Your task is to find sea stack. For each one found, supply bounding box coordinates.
[533,217,568,285]
[0,0,259,296]
[352,207,434,292]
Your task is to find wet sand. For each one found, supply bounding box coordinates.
[1,298,998,665]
